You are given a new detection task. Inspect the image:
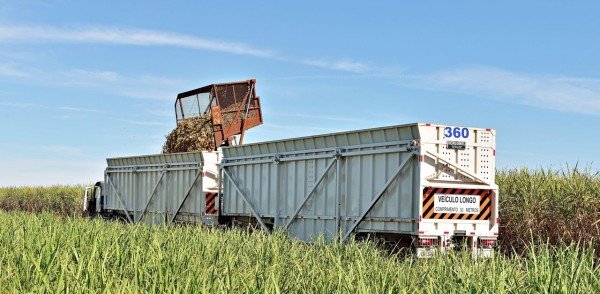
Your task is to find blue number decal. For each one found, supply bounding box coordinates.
[444,127,452,138]
[462,128,469,138]
[445,126,470,139]
[453,127,461,138]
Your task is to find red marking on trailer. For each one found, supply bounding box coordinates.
[204,192,218,214]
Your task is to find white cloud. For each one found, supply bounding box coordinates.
[0,24,401,79]
[111,118,168,126]
[56,106,99,113]
[403,66,600,115]
[68,69,119,82]
[0,25,277,58]
[41,145,85,156]
[270,112,370,123]
[0,65,186,100]
[0,63,32,77]
[55,69,185,100]
[302,59,372,73]
[0,102,35,108]
[0,101,168,126]
[145,109,173,117]
[0,49,41,62]
[259,124,341,133]
[0,101,100,113]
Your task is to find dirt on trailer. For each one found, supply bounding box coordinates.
[162,114,216,153]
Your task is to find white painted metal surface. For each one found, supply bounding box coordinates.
[97,122,498,254]
[417,124,498,254]
[221,123,499,250]
[102,151,221,224]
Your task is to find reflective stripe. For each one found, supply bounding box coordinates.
[422,187,493,220]
[205,193,218,214]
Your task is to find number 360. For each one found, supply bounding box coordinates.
[444,127,469,139]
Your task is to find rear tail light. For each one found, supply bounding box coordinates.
[479,239,497,248]
[418,238,438,247]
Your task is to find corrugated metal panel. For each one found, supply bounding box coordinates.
[103,151,206,224]
[223,123,420,158]
[107,152,204,167]
[96,121,499,248]
[222,124,421,241]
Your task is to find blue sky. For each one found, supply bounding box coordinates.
[0,1,598,185]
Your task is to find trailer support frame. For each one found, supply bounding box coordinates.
[138,170,167,222]
[170,168,203,223]
[105,174,133,223]
[425,151,488,184]
[222,168,271,233]
[283,157,338,231]
[341,153,415,241]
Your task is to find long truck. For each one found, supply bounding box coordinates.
[85,123,499,257]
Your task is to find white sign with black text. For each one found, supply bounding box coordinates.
[433,194,480,214]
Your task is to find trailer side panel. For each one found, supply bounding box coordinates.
[221,124,422,241]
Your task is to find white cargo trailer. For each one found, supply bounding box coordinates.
[220,123,498,257]
[89,123,498,257]
[99,151,221,225]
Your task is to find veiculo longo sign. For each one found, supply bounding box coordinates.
[433,194,480,214]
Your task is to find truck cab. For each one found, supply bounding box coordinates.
[83,181,103,216]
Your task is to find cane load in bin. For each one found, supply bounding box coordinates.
[174,79,263,148]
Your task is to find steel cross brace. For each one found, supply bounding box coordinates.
[424,150,489,184]
[222,168,270,233]
[138,170,166,222]
[341,153,415,241]
[283,158,338,231]
[170,168,203,223]
[105,174,133,223]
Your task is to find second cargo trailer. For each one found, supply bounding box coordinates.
[220,123,499,257]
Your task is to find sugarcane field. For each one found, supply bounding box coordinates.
[1,2,599,293]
